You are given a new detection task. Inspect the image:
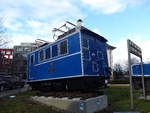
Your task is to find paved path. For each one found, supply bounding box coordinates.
[108,84,130,87]
[0,85,31,97]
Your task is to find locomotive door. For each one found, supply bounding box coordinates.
[91,51,99,72]
[90,41,99,73]
[97,51,106,75]
[29,54,35,80]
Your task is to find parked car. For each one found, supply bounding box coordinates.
[0,79,9,91]
[0,75,25,92]
[0,76,10,91]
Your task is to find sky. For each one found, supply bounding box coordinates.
[0,0,150,64]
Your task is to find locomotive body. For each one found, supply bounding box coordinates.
[132,63,150,90]
[132,63,150,76]
[27,27,110,91]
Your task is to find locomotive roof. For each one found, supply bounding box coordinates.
[28,26,108,55]
[57,26,108,42]
[80,27,108,42]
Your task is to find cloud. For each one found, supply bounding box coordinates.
[21,0,84,20]
[0,0,85,45]
[92,28,102,35]
[113,34,150,65]
[4,21,23,31]
[81,0,142,14]
[26,20,51,35]
[6,33,52,48]
[1,0,84,20]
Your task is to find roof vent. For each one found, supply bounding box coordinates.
[76,19,83,27]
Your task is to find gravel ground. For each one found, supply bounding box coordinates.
[35,90,104,100]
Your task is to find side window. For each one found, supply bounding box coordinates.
[52,45,58,57]
[60,40,68,55]
[82,38,90,60]
[82,38,89,48]
[31,55,34,65]
[39,50,44,61]
[45,47,51,59]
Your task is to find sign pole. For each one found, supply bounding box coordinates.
[141,56,146,100]
[127,40,134,109]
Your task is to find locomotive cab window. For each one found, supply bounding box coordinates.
[30,55,34,65]
[52,45,58,57]
[82,38,89,48]
[39,50,44,61]
[45,47,51,59]
[60,40,68,55]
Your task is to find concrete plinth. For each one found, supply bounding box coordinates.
[31,95,108,113]
[139,95,150,100]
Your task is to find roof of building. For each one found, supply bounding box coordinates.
[107,44,116,50]
[0,48,14,51]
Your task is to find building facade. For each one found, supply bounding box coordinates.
[12,43,37,78]
[107,45,116,80]
[0,49,14,75]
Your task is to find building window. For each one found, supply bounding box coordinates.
[24,47,31,52]
[45,47,51,59]
[39,50,44,61]
[31,55,34,65]
[60,40,67,55]
[52,45,58,57]
[17,47,23,52]
[6,51,10,54]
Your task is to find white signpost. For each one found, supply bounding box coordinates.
[127,39,146,109]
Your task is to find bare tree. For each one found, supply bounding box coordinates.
[130,57,139,64]
[124,57,139,72]
[113,63,124,79]
[114,63,123,72]
[113,57,140,80]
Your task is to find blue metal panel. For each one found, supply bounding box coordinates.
[132,64,150,76]
[68,33,80,54]
[27,32,82,82]
[28,53,82,81]
[81,32,109,77]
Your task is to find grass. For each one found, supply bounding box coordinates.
[1,86,150,113]
[98,85,150,113]
[0,91,58,113]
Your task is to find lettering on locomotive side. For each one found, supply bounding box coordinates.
[48,63,55,72]
[48,68,55,72]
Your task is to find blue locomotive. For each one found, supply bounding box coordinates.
[27,20,110,91]
[132,63,150,90]
[132,63,150,76]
